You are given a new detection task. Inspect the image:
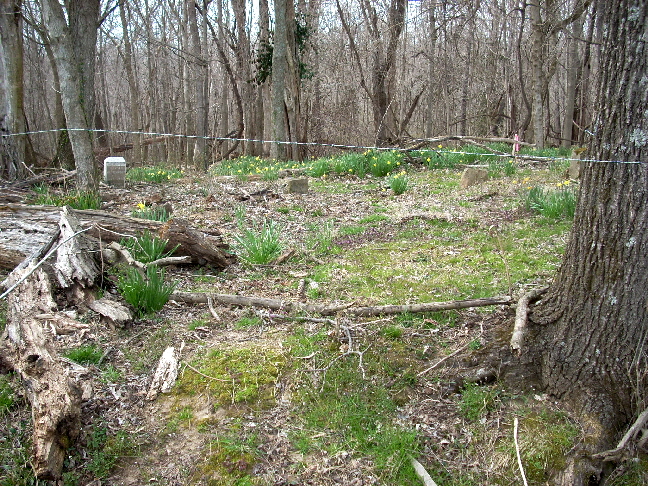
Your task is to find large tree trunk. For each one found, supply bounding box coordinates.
[528,0,648,482]
[40,0,100,191]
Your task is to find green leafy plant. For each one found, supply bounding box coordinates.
[117,266,176,317]
[119,232,179,263]
[523,183,577,219]
[388,171,409,195]
[126,166,183,182]
[307,158,331,178]
[364,149,402,177]
[305,221,335,254]
[233,219,283,265]
[64,345,104,365]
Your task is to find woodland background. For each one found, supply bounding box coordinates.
[3,0,595,170]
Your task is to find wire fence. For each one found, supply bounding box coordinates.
[2,127,645,165]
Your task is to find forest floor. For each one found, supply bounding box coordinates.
[3,161,642,485]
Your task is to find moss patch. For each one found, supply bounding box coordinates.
[174,345,285,407]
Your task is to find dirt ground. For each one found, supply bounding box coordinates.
[1,168,581,485]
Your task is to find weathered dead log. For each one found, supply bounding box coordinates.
[0,265,81,479]
[53,207,101,288]
[171,292,511,316]
[0,203,235,270]
[147,346,179,400]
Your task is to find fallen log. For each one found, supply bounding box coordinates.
[0,203,235,270]
[170,292,511,316]
[0,264,81,480]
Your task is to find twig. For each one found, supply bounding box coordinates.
[417,341,472,376]
[0,226,91,300]
[146,255,192,267]
[409,455,439,486]
[268,313,337,326]
[514,417,529,486]
[207,296,220,320]
[593,405,648,461]
[510,287,548,353]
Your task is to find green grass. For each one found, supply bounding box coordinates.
[32,190,102,209]
[0,375,15,415]
[126,166,183,182]
[84,425,139,479]
[326,216,570,304]
[458,383,501,420]
[290,354,420,484]
[64,344,104,365]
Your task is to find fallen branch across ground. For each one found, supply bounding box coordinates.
[170,292,511,316]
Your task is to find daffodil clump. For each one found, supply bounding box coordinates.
[131,202,170,222]
[126,166,183,183]
[213,155,304,180]
[388,171,409,195]
[520,180,577,219]
[363,149,403,177]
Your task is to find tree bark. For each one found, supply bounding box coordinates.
[527,0,648,481]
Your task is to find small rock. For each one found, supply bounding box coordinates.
[285,178,309,194]
[460,168,489,188]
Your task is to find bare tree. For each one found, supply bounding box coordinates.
[38,0,103,191]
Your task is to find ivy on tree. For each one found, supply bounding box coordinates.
[253,13,314,85]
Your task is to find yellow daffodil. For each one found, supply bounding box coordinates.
[438,144,443,149]
[137,202,146,210]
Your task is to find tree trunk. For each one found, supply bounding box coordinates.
[529,0,546,149]
[189,0,208,169]
[0,0,28,180]
[561,19,583,148]
[39,0,100,192]
[119,0,143,164]
[528,1,648,481]
[271,0,301,161]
